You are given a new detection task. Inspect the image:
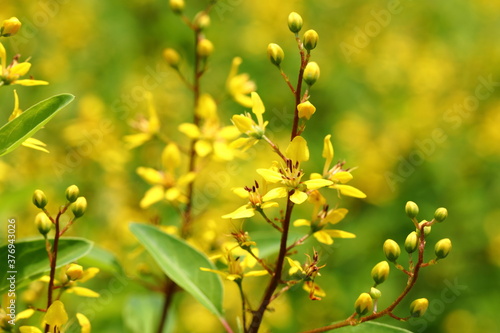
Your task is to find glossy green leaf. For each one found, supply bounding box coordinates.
[334,321,413,332]
[0,93,74,156]
[0,237,93,293]
[129,223,224,318]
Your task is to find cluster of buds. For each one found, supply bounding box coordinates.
[32,185,87,236]
[354,201,450,319]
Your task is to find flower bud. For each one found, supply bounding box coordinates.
[163,48,181,68]
[33,189,48,209]
[72,197,87,218]
[194,12,210,30]
[405,201,419,219]
[297,101,316,120]
[417,221,431,236]
[169,0,184,14]
[197,39,214,57]
[369,287,382,299]
[35,212,52,235]
[383,239,400,262]
[1,17,21,37]
[434,207,448,223]
[66,263,83,280]
[267,43,284,67]
[303,61,320,86]
[288,12,303,33]
[371,261,390,285]
[354,293,373,316]
[65,185,80,203]
[410,298,429,317]
[303,29,319,51]
[405,231,418,254]
[435,238,452,259]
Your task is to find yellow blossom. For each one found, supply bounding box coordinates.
[293,208,355,245]
[124,92,160,149]
[1,17,22,37]
[0,42,48,86]
[230,92,269,151]
[226,57,256,107]
[297,101,316,120]
[286,251,326,300]
[222,181,279,219]
[76,313,91,333]
[43,300,68,332]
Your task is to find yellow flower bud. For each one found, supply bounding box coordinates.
[1,17,21,37]
[354,293,373,316]
[65,185,80,203]
[371,261,390,285]
[72,197,87,218]
[197,39,214,57]
[35,212,52,235]
[303,61,320,86]
[383,239,400,262]
[66,264,84,280]
[410,298,429,317]
[405,231,418,254]
[435,238,452,259]
[417,221,431,236]
[33,189,48,209]
[169,0,184,14]
[405,201,419,218]
[370,287,382,299]
[434,207,448,222]
[288,12,303,33]
[267,43,284,67]
[163,48,181,68]
[303,29,319,51]
[194,12,210,30]
[297,101,316,120]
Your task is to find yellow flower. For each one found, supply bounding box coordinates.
[76,313,91,333]
[1,17,22,37]
[0,42,48,86]
[226,57,256,107]
[286,251,326,300]
[222,181,279,219]
[257,136,332,204]
[124,92,160,149]
[293,207,356,245]
[297,101,316,120]
[43,300,68,332]
[8,90,49,153]
[137,143,195,208]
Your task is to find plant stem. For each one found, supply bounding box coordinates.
[291,42,310,140]
[44,210,62,333]
[237,281,247,332]
[156,280,178,333]
[248,196,295,332]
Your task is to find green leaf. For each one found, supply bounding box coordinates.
[129,223,224,318]
[79,245,124,275]
[334,322,413,332]
[123,294,177,333]
[0,237,93,293]
[0,93,74,156]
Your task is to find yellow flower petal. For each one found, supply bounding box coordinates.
[79,267,100,283]
[213,141,234,161]
[232,187,250,198]
[66,287,100,298]
[293,219,311,227]
[323,208,348,225]
[244,270,268,277]
[10,62,31,76]
[260,201,279,209]
[323,134,334,173]
[178,123,201,139]
[232,114,253,133]
[137,167,163,185]
[196,93,217,120]
[124,133,152,149]
[22,138,49,153]
[333,184,367,198]
[230,137,256,150]
[297,101,316,120]
[145,92,160,133]
[218,125,240,140]
[20,327,43,333]
[313,230,334,245]
[331,171,353,184]
[302,178,333,190]
[13,79,49,86]
[178,172,196,185]
[286,257,304,274]
[165,187,181,201]
[323,229,356,238]
[290,190,308,204]
[195,139,213,157]
[286,136,309,162]
[16,309,35,320]
[76,313,91,333]
[256,168,283,183]
[140,185,165,208]
[43,300,68,328]
[222,205,255,219]
[162,143,181,169]
[262,187,288,201]
[304,281,326,297]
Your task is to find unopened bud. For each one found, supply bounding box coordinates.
[297,101,316,120]
[405,231,418,253]
[267,43,284,67]
[303,29,319,51]
[163,48,181,68]
[405,201,419,219]
[370,287,382,299]
[410,298,429,317]
[35,212,52,235]
[1,17,21,37]
[194,12,210,30]
[383,239,400,262]
[354,293,373,316]
[303,61,320,86]
[287,12,303,33]
[169,0,184,14]
[418,221,431,236]
[435,238,452,259]
[33,189,48,209]
[434,207,448,223]
[65,185,80,203]
[72,197,87,218]
[66,263,83,280]
[197,39,214,57]
[371,261,390,285]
